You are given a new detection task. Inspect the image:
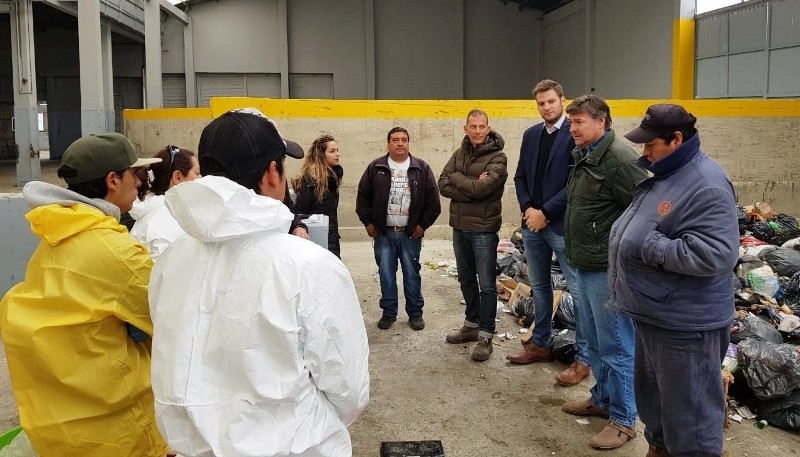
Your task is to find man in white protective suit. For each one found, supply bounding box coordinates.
[148,108,370,457]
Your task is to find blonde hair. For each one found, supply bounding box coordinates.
[292,135,339,203]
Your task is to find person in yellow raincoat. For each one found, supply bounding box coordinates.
[0,133,169,456]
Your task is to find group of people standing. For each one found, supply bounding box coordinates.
[0,78,739,457]
[359,79,737,456]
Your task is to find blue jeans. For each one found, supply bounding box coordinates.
[574,268,637,428]
[635,321,728,457]
[374,231,423,319]
[522,227,589,365]
[452,229,499,338]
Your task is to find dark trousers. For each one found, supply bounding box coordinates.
[452,229,499,337]
[634,320,728,457]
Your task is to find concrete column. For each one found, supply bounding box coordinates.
[145,0,163,108]
[10,0,41,185]
[78,0,107,135]
[101,24,115,132]
[672,0,696,99]
[184,17,197,107]
[364,0,375,99]
[278,0,289,98]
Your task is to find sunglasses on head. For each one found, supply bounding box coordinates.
[168,145,180,171]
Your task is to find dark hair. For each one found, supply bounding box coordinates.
[65,169,126,199]
[532,79,565,98]
[655,126,698,143]
[148,145,197,195]
[387,127,410,143]
[202,155,284,195]
[466,109,489,123]
[566,94,612,129]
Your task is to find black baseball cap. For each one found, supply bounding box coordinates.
[198,108,304,182]
[624,104,697,144]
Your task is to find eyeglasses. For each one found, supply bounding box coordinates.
[168,145,180,171]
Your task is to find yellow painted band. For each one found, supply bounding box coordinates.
[672,18,695,100]
[124,98,800,121]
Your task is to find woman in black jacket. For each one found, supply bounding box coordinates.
[291,134,343,258]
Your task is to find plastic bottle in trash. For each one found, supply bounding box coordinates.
[754,419,768,429]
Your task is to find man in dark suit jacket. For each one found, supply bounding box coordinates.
[507,80,590,387]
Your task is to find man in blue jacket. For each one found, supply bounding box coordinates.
[610,104,739,457]
[508,79,591,388]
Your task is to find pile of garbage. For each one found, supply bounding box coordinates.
[496,229,578,363]
[729,202,800,431]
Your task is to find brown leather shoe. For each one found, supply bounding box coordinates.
[646,444,671,457]
[561,397,610,419]
[555,360,590,386]
[505,342,552,364]
[589,421,636,450]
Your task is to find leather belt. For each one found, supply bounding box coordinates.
[389,226,406,232]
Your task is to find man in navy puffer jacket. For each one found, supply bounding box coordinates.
[609,104,739,457]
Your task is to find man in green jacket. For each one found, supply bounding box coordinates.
[439,109,508,361]
[561,95,648,450]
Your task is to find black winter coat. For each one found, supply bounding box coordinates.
[293,165,343,258]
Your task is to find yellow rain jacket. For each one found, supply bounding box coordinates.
[0,181,168,457]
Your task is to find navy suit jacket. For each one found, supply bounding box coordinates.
[514,118,575,236]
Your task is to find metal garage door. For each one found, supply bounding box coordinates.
[196,73,281,107]
[162,74,187,108]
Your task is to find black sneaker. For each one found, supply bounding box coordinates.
[408,316,425,331]
[377,315,395,330]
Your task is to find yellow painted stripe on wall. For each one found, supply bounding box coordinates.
[672,18,696,100]
[124,98,800,121]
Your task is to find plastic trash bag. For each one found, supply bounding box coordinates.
[737,206,751,235]
[770,214,800,246]
[496,251,526,282]
[554,291,576,330]
[514,296,535,328]
[0,430,39,457]
[552,329,577,364]
[736,255,765,285]
[730,314,782,344]
[758,246,800,278]
[737,338,800,400]
[747,265,780,298]
[758,390,800,431]
[781,272,800,295]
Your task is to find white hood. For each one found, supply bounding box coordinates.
[165,175,293,242]
[129,194,165,220]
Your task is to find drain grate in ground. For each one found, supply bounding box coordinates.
[380,440,445,457]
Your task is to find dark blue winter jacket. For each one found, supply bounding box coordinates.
[607,134,739,331]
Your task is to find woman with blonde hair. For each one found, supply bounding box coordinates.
[130,145,201,260]
[292,134,343,257]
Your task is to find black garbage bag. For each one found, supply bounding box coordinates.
[758,390,800,431]
[730,314,782,344]
[758,246,800,277]
[510,227,524,254]
[514,296,535,328]
[737,206,751,235]
[770,214,800,246]
[552,329,577,364]
[497,251,526,280]
[784,272,800,295]
[554,291,576,330]
[737,338,800,400]
[751,220,776,244]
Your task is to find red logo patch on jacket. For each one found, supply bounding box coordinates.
[657,200,672,216]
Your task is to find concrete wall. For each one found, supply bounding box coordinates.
[189,0,281,73]
[123,98,800,243]
[542,0,675,99]
[287,0,368,99]
[162,14,186,74]
[0,194,38,296]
